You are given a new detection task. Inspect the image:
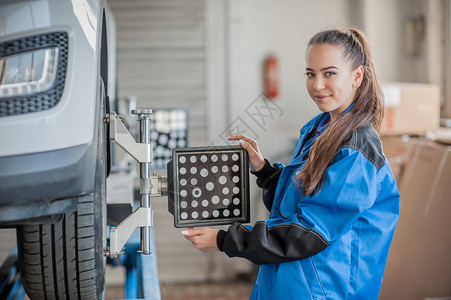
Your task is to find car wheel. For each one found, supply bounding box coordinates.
[16,80,108,300]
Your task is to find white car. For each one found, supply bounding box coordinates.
[0,0,116,298]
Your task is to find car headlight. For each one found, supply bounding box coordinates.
[0,32,68,117]
[0,47,59,98]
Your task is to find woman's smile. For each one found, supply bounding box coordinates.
[313,94,331,102]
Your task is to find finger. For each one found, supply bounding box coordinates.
[228,135,250,141]
[238,140,259,157]
[237,135,257,145]
[229,135,258,148]
[182,227,206,237]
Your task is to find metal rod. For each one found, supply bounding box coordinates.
[133,109,153,255]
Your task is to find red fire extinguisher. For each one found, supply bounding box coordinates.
[264,55,279,99]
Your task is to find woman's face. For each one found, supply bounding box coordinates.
[305,43,363,121]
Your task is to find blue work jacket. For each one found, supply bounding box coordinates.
[217,112,400,299]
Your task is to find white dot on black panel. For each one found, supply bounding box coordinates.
[168,140,176,148]
[200,168,208,177]
[233,198,240,205]
[201,155,207,163]
[202,200,209,207]
[180,190,187,197]
[211,196,220,204]
[232,154,239,161]
[151,131,158,141]
[219,176,227,184]
[180,201,187,208]
[192,200,198,208]
[206,182,214,191]
[232,176,239,183]
[222,166,229,173]
[181,212,188,219]
[211,166,218,173]
[190,167,197,174]
[159,134,168,145]
[223,198,230,206]
[190,178,198,185]
[179,156,186,163]
[213,210,219,218]
[233,187,240,194]
[223,209,230,217]
[202,211,209,218]
[193,188,202,198]
[211,155,218,162]
[156,146,164,156]
[180,179,187,186]
[221,154,228,162]
[180,167,187,175]
[232,165,239,172]
[178,140,186,147]
[192,212,198,219]
[222,187,229,195]
[190,156,197,163]
[233,209,240,216]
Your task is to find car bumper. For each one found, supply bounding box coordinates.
[0,142,96,223]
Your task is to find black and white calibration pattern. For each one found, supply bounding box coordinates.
[175,150,246,224]
[150,109,188,170]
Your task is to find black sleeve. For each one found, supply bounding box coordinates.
[251,159,282,211]
[216,221,329,265]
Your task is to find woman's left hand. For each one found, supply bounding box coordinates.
[182,227,220,253]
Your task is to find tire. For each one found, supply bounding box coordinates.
[16,81,108,300]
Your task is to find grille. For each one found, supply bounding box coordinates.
[0,32,68,117]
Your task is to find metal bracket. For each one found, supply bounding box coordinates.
[149,174,168,197]
[103,109,168,258]
[106,207,153,258]
[106,111,153,163]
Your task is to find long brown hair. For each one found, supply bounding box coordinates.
[296,28,384,196]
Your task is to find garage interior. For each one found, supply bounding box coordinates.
[1,0,451,299]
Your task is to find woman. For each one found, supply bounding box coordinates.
[183,28,399,299]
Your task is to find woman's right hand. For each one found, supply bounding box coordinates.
[228,135,265,172]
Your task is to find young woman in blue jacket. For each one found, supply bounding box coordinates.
[183,28,400,299]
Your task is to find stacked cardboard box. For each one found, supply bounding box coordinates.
[380,83,440,135]
[379,139,451,299]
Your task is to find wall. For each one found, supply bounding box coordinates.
[110,0,207,145]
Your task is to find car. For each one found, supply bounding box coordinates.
[0,0,116,298]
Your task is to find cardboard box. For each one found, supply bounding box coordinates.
[380,83,440,135]
[379,140,451,299]
[380,135,415,183]
[429,128,451,145]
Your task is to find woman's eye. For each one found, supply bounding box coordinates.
[325,72,336,77]
[305,72,315,78]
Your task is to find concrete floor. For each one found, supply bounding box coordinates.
[104,280,253,300]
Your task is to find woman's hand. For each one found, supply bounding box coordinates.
[228,135,265,172]
[182,227,220,253]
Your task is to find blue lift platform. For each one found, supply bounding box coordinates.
[108,225,161,300]
[0,248,26,300]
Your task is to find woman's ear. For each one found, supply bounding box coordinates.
[353,66,364,88]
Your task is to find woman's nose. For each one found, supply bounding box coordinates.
[313,77,325,90]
